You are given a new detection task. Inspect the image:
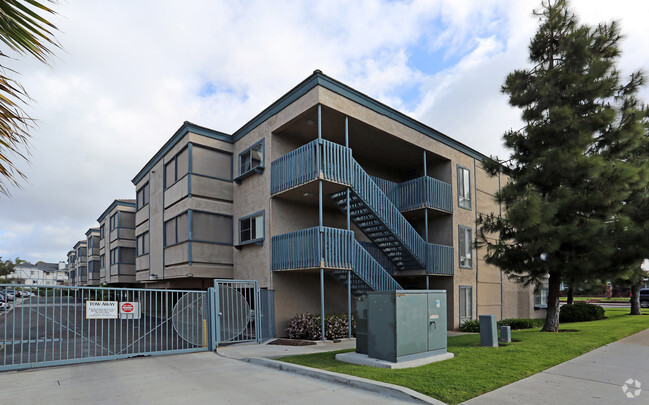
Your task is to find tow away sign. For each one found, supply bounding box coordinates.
[86,301,118,319]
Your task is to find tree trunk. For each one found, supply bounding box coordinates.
[630,281,642,315]
[542,272,562,332]
[567,285,574,305]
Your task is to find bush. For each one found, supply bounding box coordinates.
[286,313,355,340]
[459,319,480,332]
[460,318,543,332]
[559,302,605,323]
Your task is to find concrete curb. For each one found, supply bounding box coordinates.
[247,357,446,405]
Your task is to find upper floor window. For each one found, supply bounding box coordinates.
[164,213,189,247]
[239,211,264,245]
[193,212,233,245]
[100,254,105,269]
[457,166,471,210]
[239,140,264,176]
[100,224,105,240]
[137,232,150,256]
[459,226,473,269]
[137,182,150,210]
[164,147,189,188]
[110,248,118,266]
[109,213,118,231]
[193,145,232,180]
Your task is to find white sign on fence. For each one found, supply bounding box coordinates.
[119,301,141,319]
[86,301,118,319]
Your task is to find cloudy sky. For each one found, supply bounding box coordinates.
[1,0,648,264]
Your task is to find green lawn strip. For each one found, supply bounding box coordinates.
[558,296,629,302]
[278,309,649,405]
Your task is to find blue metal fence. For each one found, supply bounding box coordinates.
[371,175,453,213]
[0,284,208,371]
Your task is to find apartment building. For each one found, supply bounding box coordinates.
[85,228,101,286]
[8,262,68,285]
[97,200,137,285]
[66,250,76,286]
[132,70,541,332]
[72,240,87,285]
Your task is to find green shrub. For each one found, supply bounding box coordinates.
[286,313,355,340]
[459,319,480,332]
[559,302,605,323]
[460,318,543,332]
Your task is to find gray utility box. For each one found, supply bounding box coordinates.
[358,290,447,363]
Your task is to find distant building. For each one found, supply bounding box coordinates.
[8,262,68,286]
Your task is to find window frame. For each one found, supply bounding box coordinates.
[100,254,105,269]
[109,212,119,231]
[164,213,189,247]
[137,182,150,210]
[238,210,265,246]
[458,225,473,269]
[534,287,549,309]
[164,146,189,189]
[235,139,265,183]
[137,231,150,256]
[457,165,472,210]
[191,211,233,246]
[100,224,105,240]
[191,144,233,182]
[459,285,473,324]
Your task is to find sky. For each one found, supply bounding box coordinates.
[1,0,648,264]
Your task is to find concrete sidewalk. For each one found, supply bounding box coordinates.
[463,328,649,404]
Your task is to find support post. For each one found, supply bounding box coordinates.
[321,268,325,341]
[348,271,352,339]
[424,150,429,288]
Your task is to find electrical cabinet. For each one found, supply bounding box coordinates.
[360,290,447,363]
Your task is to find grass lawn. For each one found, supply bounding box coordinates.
[278,308,649,404]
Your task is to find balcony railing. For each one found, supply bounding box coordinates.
[270,139,454,276]
[372,175,452,213]
[271,226,401,291]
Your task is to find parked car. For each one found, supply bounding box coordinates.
[640,289,649,308]
[0,301,7,310]
[4,289,16,300]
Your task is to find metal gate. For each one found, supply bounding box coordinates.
[210,280,261,347]
[0,284,208,371]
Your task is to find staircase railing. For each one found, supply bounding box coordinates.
[271,226,401,291]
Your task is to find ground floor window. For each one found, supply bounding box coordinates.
[459,285,473,324]
[534,287,548,308]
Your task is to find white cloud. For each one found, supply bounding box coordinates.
[0,0,647,263]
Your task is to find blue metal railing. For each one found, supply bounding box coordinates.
[359,242,398,275]
[271,226,401,291]
[270,139,454,275]
[427,243,454,275]
[371,175,453,213]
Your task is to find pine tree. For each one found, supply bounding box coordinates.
[478,0,648,331]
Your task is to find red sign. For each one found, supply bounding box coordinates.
[121,303,134,313]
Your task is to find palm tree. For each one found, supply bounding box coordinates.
[0,0,59,195]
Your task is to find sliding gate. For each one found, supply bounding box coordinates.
[0,284,208,371]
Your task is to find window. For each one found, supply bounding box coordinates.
[459,286,473,324]
[193,212,233,244]
[192,145,232,180]
[137,232,150,256]
[457,166,471,209]
[100,224,105,240]
[109,213,118,231]
[137,182,150,210]
[239,211,264,245]
[459,226,473,268]
[110,248,118,266]
[164,148,189,187]
[164,213,189,246]
[535,287,549,308]
[100,254,105,269]
[239,140,264,175]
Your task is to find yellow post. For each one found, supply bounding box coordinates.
[202,319,207,348]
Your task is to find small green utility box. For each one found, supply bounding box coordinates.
[358,290,447,363]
